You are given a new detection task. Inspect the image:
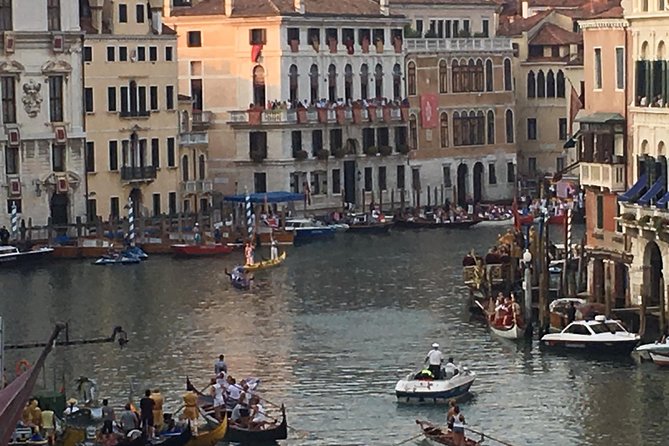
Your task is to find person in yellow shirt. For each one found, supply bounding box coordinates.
[41,409,56,445]
[150,389,164,432]
[182,390,199,434]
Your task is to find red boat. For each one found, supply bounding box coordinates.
[548,214,566,225]
[171,244,233,257]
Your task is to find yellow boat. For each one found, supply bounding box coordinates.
[187,414,228,446]
[244,251,287,271]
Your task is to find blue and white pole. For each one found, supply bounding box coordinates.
[128,197,135,246]
[10,201,17,239]
[245,191,253,240]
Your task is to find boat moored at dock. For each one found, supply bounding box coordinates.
[541,316,640,354]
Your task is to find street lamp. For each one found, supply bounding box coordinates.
[521,249,533,333]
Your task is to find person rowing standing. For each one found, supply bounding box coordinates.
[244,241,255,266]
[270,238,279,261]
[425,343,444,379]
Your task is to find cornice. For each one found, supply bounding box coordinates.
[579,18,628,29]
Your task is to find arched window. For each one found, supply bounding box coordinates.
[536,70,546,98]
[439,60,448,93]
[485,60,493,92]
[475,111,484,145]
[360,64,369,100]
[129,80,138,113]
[468,59,476,91]
[487,110,495,145]
[453,111,461,146]
[375,63,383,98]
[556,70,565,98]
[345,64,353,101]
[182,155,189,182]
[527,71,536,98]
[505,109,514,143]
[547,70,556,98]
[503,58,512,91]
[452,60,461,92]
[328,64,337,102]
[407,61,416,96]
[309,64,319,103]
[409,114,418,149]
[253,65,266,107]
[475,59,484,92]
[393,64,402,99]
[198,155,206,180]
[440,112,449,148]
[289,64,298,104]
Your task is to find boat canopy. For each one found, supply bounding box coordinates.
[618,174,648,202]
[657,190,669,208]
[637,176,665,205]
[223,191,305,203]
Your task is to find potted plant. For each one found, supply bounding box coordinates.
[250,147,266,163]
[316,149,330,160]
[424,30,437,38]
[294,149,308,161]
[639,215,651,226]
[621,212,636,221]
[364,145,379,156]
[332,147,346,158]
[379,146,392,156]
[397,144,410,154]
[290,39,299,52]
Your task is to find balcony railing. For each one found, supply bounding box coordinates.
[120,110,151,118]
[228,105,408,126]
[405,37,512,53]
[579,162,625,192]
[192,111,214,129]
[182,179,213,194]
[120,166,157,182]
[179,131,209,146]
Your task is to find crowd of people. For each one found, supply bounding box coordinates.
[489,292,524,328]
[253,96,410,112]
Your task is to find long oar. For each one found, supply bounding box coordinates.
[392,432,424,446]
[466,426,518,446]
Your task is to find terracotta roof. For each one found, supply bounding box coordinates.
[390,0,497,5]
[528,0,589,7]
[172,0,398,17]
[562,0,623,18]
[529,22,582,45]
[161,24,177,35]
[497,9,551,36]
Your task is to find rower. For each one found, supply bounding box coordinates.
[443,357,458,379]
[425,343,444,379]
[244,241,255,266]
[270,238,279,261]
[214,355,228,375]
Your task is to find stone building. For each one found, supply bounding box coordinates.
[0,0,86,229]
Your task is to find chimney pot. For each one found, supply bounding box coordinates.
[294,0,305,14]
[522,0,529,18]
[380,0,389,16]
[225,0,233,17]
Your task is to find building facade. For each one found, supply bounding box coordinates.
[0,0,86,229]
[81,0,187,221]
[396,0,517,205]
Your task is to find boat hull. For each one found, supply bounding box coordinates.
[416,420,482,446]
[395,220,479,230]
[650,352,669,366]
[172,244,233,257]
[476,217,513,227]
[489,323,525,340]
[93,256,141,265]
[185,415,227,446]
[292,228,336,242]
[541,339,639,355]
[224,418,288,443]
[395,374,475,403]
[244,251,286,271]
[346,222,393,234]
[0,247,54,265]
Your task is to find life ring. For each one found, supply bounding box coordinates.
[15,359,31,375]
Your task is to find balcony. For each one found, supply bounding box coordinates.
[579,163,625,192]
[405,37,512,53]
[182,179,214,194]
[228,105,408,126]
[179,131,209,146]
[120,166,157,182]
[192,111,214,130]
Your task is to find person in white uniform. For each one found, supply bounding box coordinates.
[425,343,444,379]
[211,380,226,421]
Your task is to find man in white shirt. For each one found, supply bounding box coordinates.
[425,343,444,379]
[226,377,241,409]
[443,357,459,379]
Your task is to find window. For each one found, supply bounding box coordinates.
[485,60,493,92]
[85,142,95,173]
[198,155,205,180]
[393,64,402,99]
[397,165,405,189]
[408,61,416,96]
[165,46,173,61]
[168,192,177,215]
[254,172,267,193]
[118,4,127,23]
[507,162,515,183]
[488,163,497,184]
[440,112,449,148]
[47,0,60,31]
[83,46,92,62]
[379,166,387,191]
[487,111,495,144]
[108,141,118,170]
[110,197,120,220]
[1,76,16,124]
[52,145,66,172]
[439,60,448,93]
[443,165,452,187]
[87,199,97,222]
[504,58,512,91]
[594,48,602,89]
[412,167,421,190]
[181,155,189,181]
[5,146,18,174]
[596,195,604,229]
[107,87,116,112]
[482,19,489,37]
[409,115,418,149]
[137,46,146,61]
[253,65,266,107]
[547,70,555,98]
[167,137,175,167]
[616,47,625,90]
[505,110,514,143]
[557,156,565,173]
[558,118,568,140]
[136,3,144,23]
[374,64,383,99]
[557,70,565,98]
[452,111,485,146]
[119,46,128,61]
[537,70,546,97]
[249,29,267,45]
[0,0,12,31]
[291,130,302,157]
[187,31,202,47]
[311,171,327,195]
[330,128,343,152]
[107,47,115,62]
[48,76,64,122]
[152,194,161,216]
[311,130,323,156]
[149,46,157,62]
[166,86,174,110]
[84,87,94,113]
[527,118,537,140]
[360,64,368,100]
[150,86,158,110]
[138,85,147,113]
[151,138,159,168]
[528,157,537,176]
[332,169,341,194]
[364,167,373,192]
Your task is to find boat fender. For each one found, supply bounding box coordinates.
[15,359,30,375]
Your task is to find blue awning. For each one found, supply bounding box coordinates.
[638,176,665,205]
[657,191,669,208]
[223,191,305,203]
[618,174,648,202]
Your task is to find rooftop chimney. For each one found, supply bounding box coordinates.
[380,0,389,16]
[225,0,234,17]
[522,0,529,18]
[294,0,305,14]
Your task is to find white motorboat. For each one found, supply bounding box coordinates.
[541,315,640,354]
[636,341,669,366]
[476,215,513,227]
[395,367,475,403]
[285,218,337,242]
[0,245,54,265]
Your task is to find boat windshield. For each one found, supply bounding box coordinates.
[589,322,622,334]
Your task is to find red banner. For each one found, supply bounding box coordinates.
[251,44,263,62]
[420,94,438,128]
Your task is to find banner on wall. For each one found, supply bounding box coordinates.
[420,94,438,129]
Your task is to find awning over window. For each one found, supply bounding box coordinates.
[223,191,305,203]
[618,174,648,202]
[575,112,625,124]
[638,176,665,205]
[657,190,669,208]
[562,130,581,149]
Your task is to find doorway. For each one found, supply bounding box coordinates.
[456,163,468,206]
[50,193,69,225]
[129,188,142,217]
[473,162,483,203]
[344,160,356,204]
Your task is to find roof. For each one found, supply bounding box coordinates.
[561,0,623,18]
[529,23,582,45]
[497,9,551,36]
[178,94,192,101]
[223,191,305,203]
[161,24,178,35]
[576,112,625,124]
[172,0,398,18]
[390,0,497,5]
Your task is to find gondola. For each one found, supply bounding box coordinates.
[171,244,233,257]
[474,300,525,340]
[185,414,228,446]
[243,251,287,271]
[345,221,394,234]
[415,420,482,446]
[394,219,480,229]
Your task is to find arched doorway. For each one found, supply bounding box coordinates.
[50,193,69,225]
[253,66,265,107]
[645,241,663,307]
[457,163,468,206]
[473,162,484,204]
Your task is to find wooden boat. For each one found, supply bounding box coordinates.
[224,405,288,443]
[346,222,394,234]
[186,415,228,446]
[649,351,669,366]
[474,301,525,340]
[415,420,482,446]
[635,342,669,366]
[93,254,141,265]
[395,219,480,229]
[0,245,53,265]
[244,251,286,271]
[476,215,513,227]
[171,244,233,257]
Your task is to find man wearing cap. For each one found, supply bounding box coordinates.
[425,343,444,379]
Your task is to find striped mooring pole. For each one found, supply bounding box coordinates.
[128,197,135,246]
[565,207,573,259]
[10,201,17,239]
[245,191,253,240]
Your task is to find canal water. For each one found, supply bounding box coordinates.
[2,226,668,446]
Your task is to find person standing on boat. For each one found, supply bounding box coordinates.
[211,378,226,421]
[452,406,466,446]
[0,225,9,245]
[150,389,164,432]
[214,354,228,375]
[101,399,115,437]
[193,223,202,245]
[245,241,255,266]
[139,389,155,438]
[425,343,444,379]
[270,238,279,261]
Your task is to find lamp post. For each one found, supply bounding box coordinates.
[522,249,533,336]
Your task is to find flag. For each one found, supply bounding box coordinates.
[251,44,263,62]
[569,86,583,133]
[420,94,438,128]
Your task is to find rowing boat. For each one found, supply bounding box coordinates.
[172,244,233,257]
[244,251,287,271]
[474,300,525,340]
[186,414,228,446]
[415,420,482,446]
